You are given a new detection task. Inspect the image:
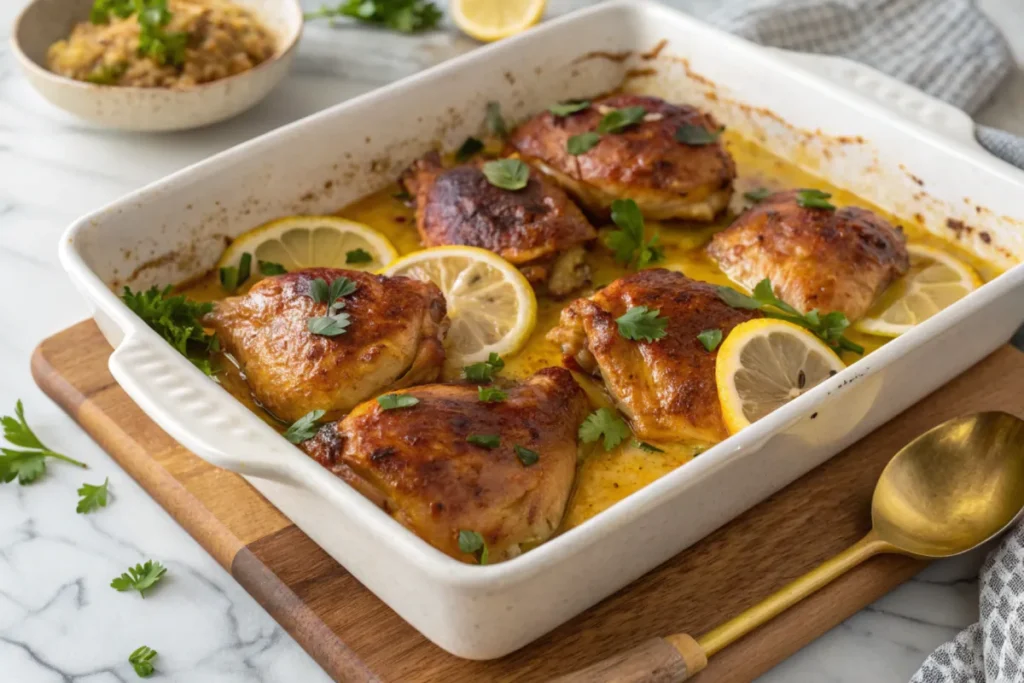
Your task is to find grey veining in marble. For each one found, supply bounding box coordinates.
[2,0,1023,680]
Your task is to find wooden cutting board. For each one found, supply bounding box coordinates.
[32,321,1024,682]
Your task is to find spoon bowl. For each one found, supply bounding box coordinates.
[872,411,1024,558]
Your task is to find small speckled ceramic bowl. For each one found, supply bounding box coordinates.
[11,0,303,132]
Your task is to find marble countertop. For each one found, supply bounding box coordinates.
[2,1,1023,681]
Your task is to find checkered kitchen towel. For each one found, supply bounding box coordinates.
[687,0,1024,680]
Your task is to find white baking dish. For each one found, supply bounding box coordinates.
[59,0,1024,660]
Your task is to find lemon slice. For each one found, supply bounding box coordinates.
[382,246,537,365]
[854,244,981,338]
[451,0,546,42]
[716,319,846,434]
[218,216,398,276]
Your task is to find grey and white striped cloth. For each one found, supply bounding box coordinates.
[688,1,1024,681]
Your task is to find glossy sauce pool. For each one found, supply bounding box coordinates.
[180,131,997,531]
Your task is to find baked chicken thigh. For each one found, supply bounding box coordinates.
[208,268,448,423]
[302,367,591,563]
[549,269,759,443]
[400,152,597,296]
[508,94,735,221]
[707,190,910,321]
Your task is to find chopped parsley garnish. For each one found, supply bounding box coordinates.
[616,306,668,342]
[258,260,287,276]
[219,252,252,292]
[597,106,647,134]
[128,645,158,678]
[458,529,489,564]
[514,445,539,466]
[111,560,167,598]
[605,198,664,269]
[306,276,356,337]
[579,408,631,451]
[796,188,836,211]
[477,386,507,403]
[486,101,507,138]
[482,159,529,191]
[136,0,188,67]
[377,394,420,410]
[549,100,590,117]
[90,0,135,24]
[743,188,773,203]
[284,409,325,444]
[85,62,128,85]
[697,328,723,352]
[567,132,601,156]
[716,279,864,354]
[674,124,722,146]
[1,400,88,485]
[345,248,374,264]
[633,440,665,453]
[467,434,500,449]
[77,478,110,513]
[121,285,218,375]
[463,353,504,383]
[304,0,442,33]
[455,137,484,162]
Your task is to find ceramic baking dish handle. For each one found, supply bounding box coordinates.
[108,332,298,483]
[772,51,984,152]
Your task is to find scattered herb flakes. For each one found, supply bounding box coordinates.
[477,386,508,403]
[567,131,601,156]
[377,394,420,410]
[463,353,504,383]
[128,645,158,678]
[697,328,723,352]
[136,0,188,67]
[674,124,722,146]
[458,529,489,564]
[304,0,443,33]
[486,101,507,138]
[796,188,836,211]
[467,434,500,449]
[110,560,167,598]
[219,252,252,292]
[616,306,668,342]
[258,260,287,276]
[597,106,647,134]
[284,409,325,444]
[122,285,218,375]
[85,62,128,85]
[77,478,110,514]
[482,159,529,191]
[549,100,590,117]
[743,187,773,203]
[633,440,665,453]
[605,198,663,269]
[1,400,88,485]
[393,189,413,202]
[455,136,484,162]
[579,408,631,451]
[345,248,374,264]
[90,0,135,24]
[514,444,539,466]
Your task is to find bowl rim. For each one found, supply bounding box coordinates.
[10,0,304,93]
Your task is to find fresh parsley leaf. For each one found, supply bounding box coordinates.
[307,313,351,336]
[549,100,590,117]
[284,409,325,444]
[77,478,110,514]
[616,306,668,342]
[697,328,723,352]
[258,260,287,276]
[219,252,252,292]
[514,444,539,466]
[122,286,218,375]
[308,277,330,303]
[306,277,357,337]
[743,187,773,203]
[567,132,601,156]
[304,0,442,33]
[462,353,504,383]
[345,248,374,264]
[477,386,507,403]
[604,198,663,270]
[675,124,722,146]
[796,188,836,211]
[467,434,500,449]
[377,394,420,410]
[636,232,665,269]
[597,106,646,134]
[486,101,507,138]
[458,529,488,564]
[330,277,357,300]
[85,62,128,85]
[633,440,665,453]
[393,189,412,202]
[482,159,529,191]
[128,645,158,678]
[136,0,187,67]
[90,0,135,24]
[0,401,88,485]
[111,560,167,598]
[578,408,631,451]
[716,279,864,354]
[455,136,484,162]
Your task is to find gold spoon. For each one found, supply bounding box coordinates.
[556,411,1024,683]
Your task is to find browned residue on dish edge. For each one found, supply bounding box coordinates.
[641,39,668,60]
[574,50,632,64]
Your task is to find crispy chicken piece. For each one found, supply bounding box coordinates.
[302,368,590,563]
[707,190,910,320]
[208,268,448,423]
[508,94,736,221]
[400,152,597,296]
[548,269,759,443]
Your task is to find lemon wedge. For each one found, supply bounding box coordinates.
[218,216,398,276]
[854,244,981,338]
[382,246,537,365]
[716,318,846,435]
[451,0,546,42]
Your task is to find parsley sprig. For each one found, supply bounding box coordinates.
[122,286,218,375]
[617,306,668,342]
[306,276,357,336]
[796,188,836,211]
[305,0,442,33]
[605,199,664,269]
[284,409,325,443]
[77,478,110,513]
[463,353,504,383]
[91,0,187,67]
[716,279,864,354]
[579,408,631,451]
[482,159,529,191]
[111,560,167,598]
[1,401,87,485]
[458,529,489,564]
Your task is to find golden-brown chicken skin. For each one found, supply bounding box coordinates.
[302,367,591,564]
[508,94,736,222]
[707,190,910,321]
[400,152,597,296]
[208,268,448,423]
[548,269,759,444]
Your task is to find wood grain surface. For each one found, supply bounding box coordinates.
[32,321,1024,682]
